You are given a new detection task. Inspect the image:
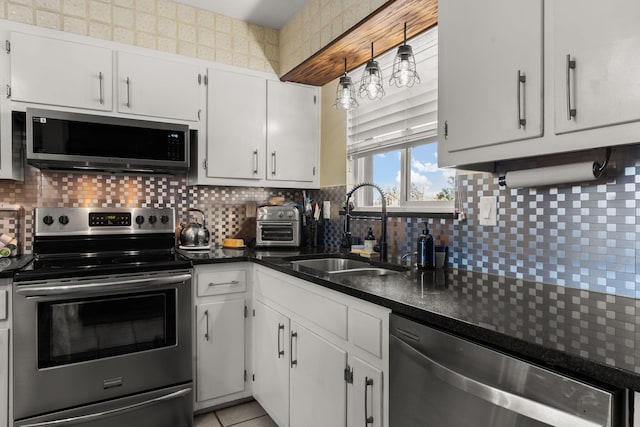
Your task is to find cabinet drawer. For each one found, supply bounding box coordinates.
[197,270,246,296]
[349,308,382,358]
[256,269,347,340]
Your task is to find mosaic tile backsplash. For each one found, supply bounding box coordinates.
[0,166,300,253]
[318,144,640,298]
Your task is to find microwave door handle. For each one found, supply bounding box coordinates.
[259,222,294,227]
[395,338,602,427]
[15,273,191,299]
[21,387,192,427]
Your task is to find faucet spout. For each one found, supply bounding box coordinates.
[343,182,388,262]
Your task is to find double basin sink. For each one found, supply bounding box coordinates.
[287,255,408,278]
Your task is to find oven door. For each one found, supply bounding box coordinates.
[13,270,192,421]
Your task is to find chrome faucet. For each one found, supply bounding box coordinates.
[342,182,388,262]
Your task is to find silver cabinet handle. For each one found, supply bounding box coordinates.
[22,387,191,427]
[204,309,209,341]
[517,70,526,128]
[364,377,374,426]
[271,151,277,176]
[253,149,259,175]
[208,280,239,287]
[98,72,104,105]
[290,331,298,367]
[277,323,285,358]
[566,54,577,120]
[125,76,131,108]
[394,337,601,427]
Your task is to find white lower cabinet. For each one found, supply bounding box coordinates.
[196,298,245,402]
[253,301,290,427]
[253,265,389,427]
[193,264,252,411]
[289,322,347,427]
[348,355,382,427]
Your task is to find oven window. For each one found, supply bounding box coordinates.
[261,226,294,242]
[37,290,176,368]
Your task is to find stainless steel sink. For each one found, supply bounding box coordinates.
[290,258,370,272]
[290,257,406,277]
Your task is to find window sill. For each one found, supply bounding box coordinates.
[339,209,455,219]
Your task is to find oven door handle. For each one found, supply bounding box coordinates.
[258,222,294,227]
[16,273,191,299]
[21,387,192,427]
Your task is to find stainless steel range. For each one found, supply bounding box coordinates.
[13,207,193,427]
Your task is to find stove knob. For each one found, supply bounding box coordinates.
[160,215,170,224]
[287,211,295,218]
[135,215,145,225]
[148,215,157,224]
[43,215,54,226]
[278,211,284,219]
[58,215,69,225]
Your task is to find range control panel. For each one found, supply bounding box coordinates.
[35,207,175,235]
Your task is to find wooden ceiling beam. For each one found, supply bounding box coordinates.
[280,0,438,87]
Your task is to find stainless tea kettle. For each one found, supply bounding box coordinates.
[179,208,210,247]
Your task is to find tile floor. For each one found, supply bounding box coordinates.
[194,400,277,427]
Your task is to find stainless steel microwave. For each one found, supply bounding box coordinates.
[26,108,189,174]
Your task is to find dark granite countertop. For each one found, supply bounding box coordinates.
[0,255,33,278]
[180,247,640,391]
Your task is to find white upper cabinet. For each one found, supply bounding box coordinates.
[206,69,266,180]
[10,32,113,111]
[116,51,201,121]
[266,80,319,183]
[552,0,640,134]
[439,0,543,153]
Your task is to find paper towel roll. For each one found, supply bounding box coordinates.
[499,161,598,188]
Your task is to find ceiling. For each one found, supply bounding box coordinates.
[171,0,307,29]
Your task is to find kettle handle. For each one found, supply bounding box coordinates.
[187,208,206,226]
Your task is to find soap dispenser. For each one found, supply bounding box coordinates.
[364,227,376,252]
[417,223,435,270]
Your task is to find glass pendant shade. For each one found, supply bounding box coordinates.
[390,23,420,88]
[359,43,385,100]
[333,59,358,110]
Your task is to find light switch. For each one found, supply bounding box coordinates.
[478,196,497,226]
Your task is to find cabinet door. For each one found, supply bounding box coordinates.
[206,69,265,180]
[10,32,112,111]
[253,301,290,427]
[439,0,543,152]
[196,299,245,402]
[0,328,7,427]
[290,321,347,427]
[266,81,319,183]
[553,0,640,134]
[117,51,200,121]
[348,355,382,427]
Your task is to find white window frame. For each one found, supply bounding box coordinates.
[346,26,454,214]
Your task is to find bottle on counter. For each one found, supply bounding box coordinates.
[417,223,435,270]
[364,227,376,253]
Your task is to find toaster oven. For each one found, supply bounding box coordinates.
[256,206,301,247]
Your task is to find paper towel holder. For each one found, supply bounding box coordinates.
[498,147,611,188]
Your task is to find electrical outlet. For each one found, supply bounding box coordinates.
[478,196,497,226]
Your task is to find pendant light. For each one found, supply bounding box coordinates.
[333,58,358,111]
[389,23,420,88]
[358,43,385,100]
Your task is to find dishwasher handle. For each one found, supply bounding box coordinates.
[395,336,603,427]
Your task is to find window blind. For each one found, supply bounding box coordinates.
[347,26,438,156]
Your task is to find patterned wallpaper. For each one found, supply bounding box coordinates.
[318,144,640,298]
[0,0,279,74]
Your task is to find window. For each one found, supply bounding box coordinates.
[347,26,453,212]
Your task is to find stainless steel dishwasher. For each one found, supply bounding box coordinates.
[390,314,625,427]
